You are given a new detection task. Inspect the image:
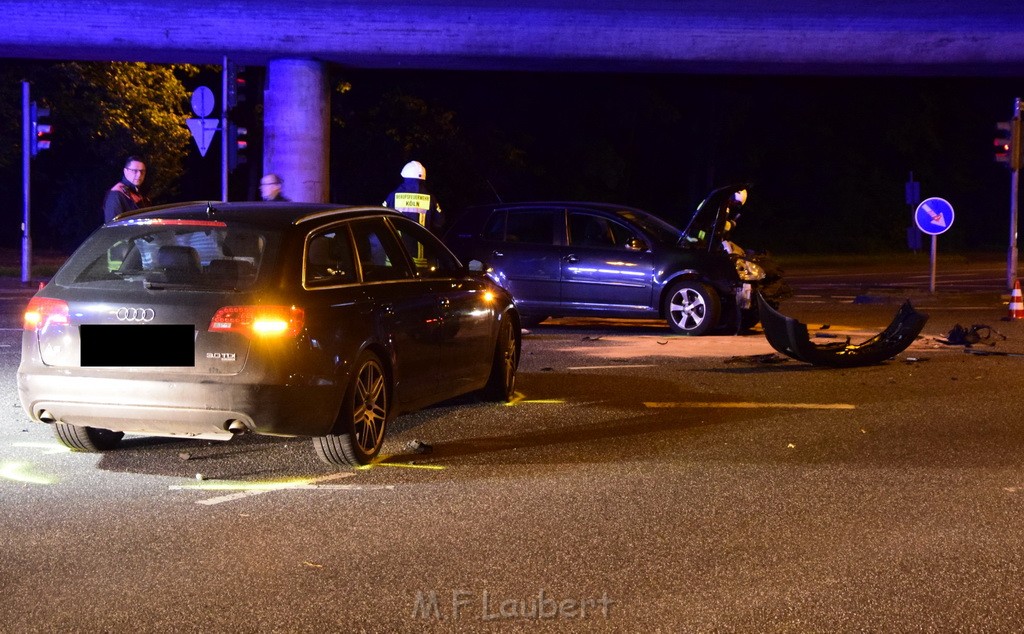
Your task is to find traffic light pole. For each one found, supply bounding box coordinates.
[221,55,229,202]
[1010,97,1021,291]
[21,81,32,285]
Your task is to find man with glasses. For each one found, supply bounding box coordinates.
[259,173,288,201]
[103,156,151,223]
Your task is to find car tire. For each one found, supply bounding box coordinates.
[665,280,720,336]
[54,422,124,452]
[313,350,389,467]
[482,316,519,401]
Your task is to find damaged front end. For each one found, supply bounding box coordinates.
[757,294,928,367]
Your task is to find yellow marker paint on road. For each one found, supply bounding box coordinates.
[504,392,564,407]
[359,461,446,471]
[645,401,856,410]
[0,462,56,485]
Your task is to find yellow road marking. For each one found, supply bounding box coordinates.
[645,401,855,410]
[0,462,56,485]
[359,461,445,470]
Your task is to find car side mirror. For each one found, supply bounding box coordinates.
[625,237,647,252]
[467,259,484,272]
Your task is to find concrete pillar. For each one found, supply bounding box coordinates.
[263,59,329,202]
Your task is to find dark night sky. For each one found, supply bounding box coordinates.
[5,62,1023,255]
[325,69,1021,254]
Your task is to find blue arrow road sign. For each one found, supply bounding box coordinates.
[914,197,955,236]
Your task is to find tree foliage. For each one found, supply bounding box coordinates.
[0,61,196,250]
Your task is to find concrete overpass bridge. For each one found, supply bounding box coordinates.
[7,1,1024,201]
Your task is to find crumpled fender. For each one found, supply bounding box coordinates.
[757,293,928,367]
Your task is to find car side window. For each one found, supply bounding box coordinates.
[482,210,506,241]
[569,212,634,248]
[351,218,414,282]
[504,209,557,245]
[305,226,356,286]
[389,218,462,278]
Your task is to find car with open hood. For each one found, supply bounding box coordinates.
[442,184,788,335]
[17,201,520,467]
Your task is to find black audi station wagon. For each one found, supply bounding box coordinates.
[443,185,788,335]
[18,202,520,467]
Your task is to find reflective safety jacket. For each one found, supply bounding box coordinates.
[383,178,443,234]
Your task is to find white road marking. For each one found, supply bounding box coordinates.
[567,364,655,370]
[168,471,391,506]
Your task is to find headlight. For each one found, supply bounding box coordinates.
[734,258,765,281]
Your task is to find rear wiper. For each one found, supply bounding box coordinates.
[143,280,197,290]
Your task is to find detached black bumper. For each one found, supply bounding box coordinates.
[757,294,928,367]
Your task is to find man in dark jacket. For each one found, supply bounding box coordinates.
[103,156,151,223]
[383,160,443,234]
[259,173,289,201]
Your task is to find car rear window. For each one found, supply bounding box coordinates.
[52,218,272,291]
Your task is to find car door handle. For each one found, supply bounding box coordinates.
[491,251,505,258]
[563,254,579,263]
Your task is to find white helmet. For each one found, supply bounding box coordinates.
[401,160,426,180]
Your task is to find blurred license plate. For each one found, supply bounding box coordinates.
[80,325,195,367]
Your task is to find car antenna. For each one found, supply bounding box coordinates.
[486,179,504,203]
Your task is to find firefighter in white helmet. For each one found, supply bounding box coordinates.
[383,160,444,234]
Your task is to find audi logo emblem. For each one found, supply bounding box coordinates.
[114,307,155,322]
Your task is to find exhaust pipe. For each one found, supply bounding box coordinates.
[37,409,56,423]
[226,420,248,435]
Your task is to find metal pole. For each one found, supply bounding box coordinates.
[21,81,32,285]
[930,234,937,294]
[221,55,229,202]
[1008,97,1021,291]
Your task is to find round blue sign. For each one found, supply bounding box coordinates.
[914,197,955,236]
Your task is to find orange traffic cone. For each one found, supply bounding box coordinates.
[1010,280,1024,320]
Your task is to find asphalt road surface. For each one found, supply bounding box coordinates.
[2,258,1024,632]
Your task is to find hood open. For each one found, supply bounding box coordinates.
[680,184,751,252]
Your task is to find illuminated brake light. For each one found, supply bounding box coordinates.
[23,297,69,331]
[209,305,304,337]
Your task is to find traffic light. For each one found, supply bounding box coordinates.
[995,118,1021,170]
[30,101,52,156]
[226,62,246,110]
[227,121,248,170]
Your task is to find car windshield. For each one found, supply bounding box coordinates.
[52,218,273,291]
[614,208,683,245]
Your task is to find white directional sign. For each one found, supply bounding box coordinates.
[914,197,955,236]
[186,118,219,157]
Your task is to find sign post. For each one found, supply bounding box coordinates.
[1009,98,1021,291]
[21,81,31,285]
[914,197,955,293]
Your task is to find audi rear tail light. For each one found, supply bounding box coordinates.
[208,305,305,338]
[24,297,69,331]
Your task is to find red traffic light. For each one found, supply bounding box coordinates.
[995,119,1021,170]
[30,102,52,156]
